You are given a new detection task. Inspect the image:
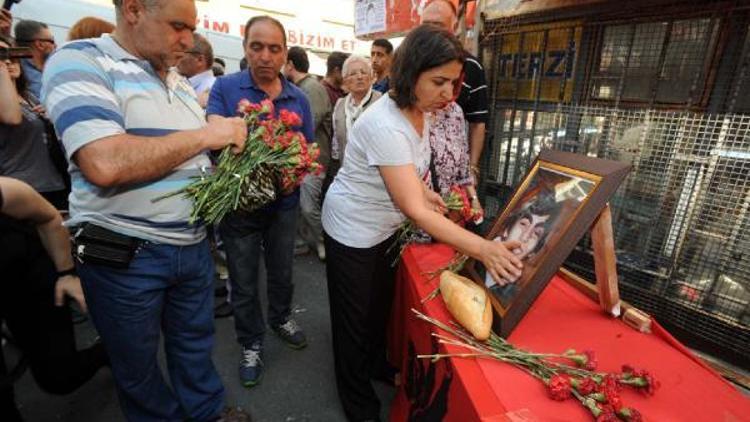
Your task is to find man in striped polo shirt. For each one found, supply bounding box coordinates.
[42,1,249,420]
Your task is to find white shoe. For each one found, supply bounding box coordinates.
[316,242,326,261]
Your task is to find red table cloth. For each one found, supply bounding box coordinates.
[388,244,750,421]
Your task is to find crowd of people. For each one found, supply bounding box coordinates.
[0,1,524,421]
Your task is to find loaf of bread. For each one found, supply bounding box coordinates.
[439,271,492,341]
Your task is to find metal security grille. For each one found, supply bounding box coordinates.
[479,1,750,365]
[587,18,719,106]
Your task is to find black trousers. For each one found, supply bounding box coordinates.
[324,231,398,422]
[0,220,108,421]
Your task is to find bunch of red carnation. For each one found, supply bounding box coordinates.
[548,361,660,421]
[240,99,323,191]
[444,185,484,224]
[159,99,323,224]
[415,310,661,422]
[389,185,484,266]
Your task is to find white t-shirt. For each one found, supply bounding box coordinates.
[322,95,432,248]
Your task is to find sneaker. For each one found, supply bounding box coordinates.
[238,344,263,387]
[316,242,326,261]
[214,300,233,318]
[216,406,252,422]
[273,318,307,349]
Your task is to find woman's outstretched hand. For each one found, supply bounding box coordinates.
[480,239,523,286]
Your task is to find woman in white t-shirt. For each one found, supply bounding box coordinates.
[321,24,522,421]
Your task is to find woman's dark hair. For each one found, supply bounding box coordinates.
[389,24,465,108]
[0,34,28,98]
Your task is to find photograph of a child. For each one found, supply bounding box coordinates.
[478,166,596,309]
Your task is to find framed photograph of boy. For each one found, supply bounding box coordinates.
[465,150,631,337]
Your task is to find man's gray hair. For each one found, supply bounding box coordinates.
[342,55,372,78]
[191,33,214,69]
[112,0,162,12]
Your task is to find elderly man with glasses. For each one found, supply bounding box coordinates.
[177,32,216,108]
[14,20,56,99]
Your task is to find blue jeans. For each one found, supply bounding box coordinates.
[220,206,298,348]
[78,239,224,421]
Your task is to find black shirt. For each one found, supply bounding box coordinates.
[456,53,489,124]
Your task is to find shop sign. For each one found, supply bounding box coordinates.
[67,0,367,54]
[484,0,607,20]
[495,23,582,102]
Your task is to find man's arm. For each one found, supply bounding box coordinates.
[42,48,246,187]
[74,118,246,188]
[469,122,486,171]
[462,57,490,181]
[310,84,331,131]
[299,94,316,143]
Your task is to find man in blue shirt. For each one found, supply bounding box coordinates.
[207,15,314,389]
[371,38,393,94]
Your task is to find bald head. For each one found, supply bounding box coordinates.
[420,0,457,32]
[113,0,162,15]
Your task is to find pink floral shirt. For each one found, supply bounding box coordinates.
[429,102,472,195]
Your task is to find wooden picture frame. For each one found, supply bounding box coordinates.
[464,150,631,337]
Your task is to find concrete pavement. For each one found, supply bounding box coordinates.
[10,253,395,421]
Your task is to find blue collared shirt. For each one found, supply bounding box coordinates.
[207,70,314,211]
[21,59,43,99]
[188,69,216,96]
[372,76,389,94]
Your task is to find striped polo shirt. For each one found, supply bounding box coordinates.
[41,35,212,245]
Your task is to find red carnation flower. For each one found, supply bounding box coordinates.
[617,407,643,422]
[596,410,619,422]
[572,377,598,395]
[260,98,274,115]
[279,109,302,127]
[605,391,623,412]
[547,374,572,401]
[640,372,660,396]
[237,98,251,114]
[567,349,597,370]
[583,350,598,371]
[620,366,659,396]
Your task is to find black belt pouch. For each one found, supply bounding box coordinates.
[72,223,141,269]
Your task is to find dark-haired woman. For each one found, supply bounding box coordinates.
[321,25,523,422]
[0,35,68,210]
